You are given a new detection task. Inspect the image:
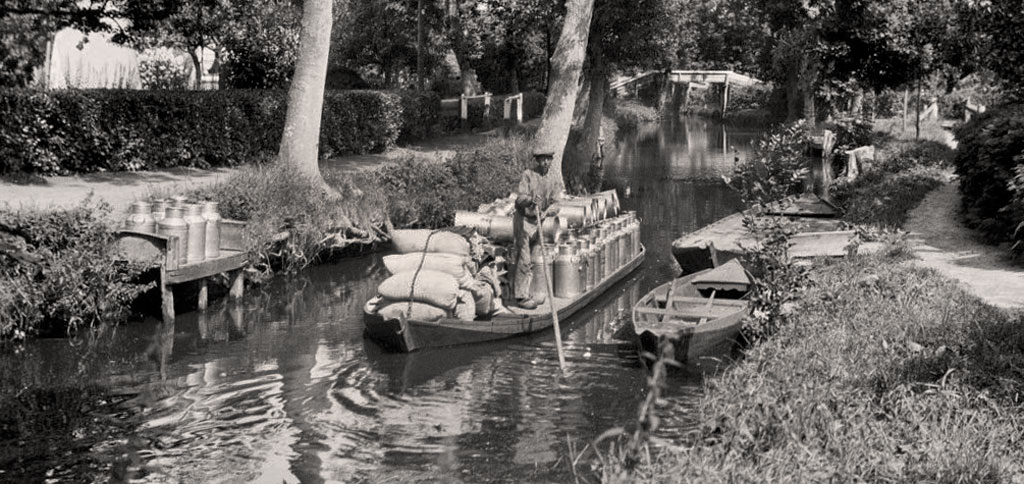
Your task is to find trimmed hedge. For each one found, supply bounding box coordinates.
[952,103,1024,242]
[0,88,441,175]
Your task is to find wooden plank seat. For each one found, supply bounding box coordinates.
[635,305,739,320]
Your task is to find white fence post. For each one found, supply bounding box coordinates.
[460,94,468,120]
[516,93,523,123]
[483,92,492,118]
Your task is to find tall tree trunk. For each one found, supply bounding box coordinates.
[534,0,596,189]
[902,88,909,132]
[279,0,332,185]
[567,47,608,191]
[416,0,424,90]
[800,52,818,129]
[188,47,203,89]
[785,65,800,122]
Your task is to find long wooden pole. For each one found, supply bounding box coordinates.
[536,210,567,371]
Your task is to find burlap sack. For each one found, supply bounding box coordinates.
[392,229,470,255]
[377,270,460,309]
[383,253,469,280]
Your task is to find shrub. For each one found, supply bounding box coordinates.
[393,89,441,141]
[0,200,152,339]
[952,103,1024,242]
[375,134,532,228]
[1009,163,1024,255]
[522,91,546,119]
[0,88,438,175]
[874,139,954,173]
[139,49,193,90]
[724,120,812,207]
[611,99,658,130]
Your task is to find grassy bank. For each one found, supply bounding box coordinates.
[608,251,1024,482]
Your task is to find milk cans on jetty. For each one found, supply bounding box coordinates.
[455,189,642,301]
[123,197,223,265]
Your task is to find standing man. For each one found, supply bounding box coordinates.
[512,150,564,309]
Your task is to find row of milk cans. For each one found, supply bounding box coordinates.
[530,211,641,301]
[123,195,223,265]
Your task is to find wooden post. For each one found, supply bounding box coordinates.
[516,93,523,122]
[229,269,244,299]
[915,77,921,140]
[503,96,512,120]
[198,279,209,311]
[720,80,730,115]
[160,267,175,324]
[483,92,492,118]
[460,94,468,120]
[902,89,909,132]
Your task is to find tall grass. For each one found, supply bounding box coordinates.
[604,252,1024,482]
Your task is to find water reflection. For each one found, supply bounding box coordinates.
[1,115,761,483]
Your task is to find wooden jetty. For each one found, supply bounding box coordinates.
[671,194,864,274]
[114,221,247,324]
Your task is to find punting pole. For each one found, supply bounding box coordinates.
[536,205,567,372]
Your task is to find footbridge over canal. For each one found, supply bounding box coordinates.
[610,70,764,114]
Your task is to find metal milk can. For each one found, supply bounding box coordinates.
[202,201,222,259]
[150,199,169,223]
[183,203,207,264]
[158,206,189,265]
[124,201,155,234]
[617,218,629,264]
[529,245,554,302]
[553,244,581,298]
[576,239,591,292]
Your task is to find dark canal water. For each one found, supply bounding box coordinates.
[0,116,762,483]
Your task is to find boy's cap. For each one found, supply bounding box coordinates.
[532,150,555,158]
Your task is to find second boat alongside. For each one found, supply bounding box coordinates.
[632,259,751,363]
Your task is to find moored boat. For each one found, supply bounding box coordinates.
[632,260,751,363]
[365,244,645,352]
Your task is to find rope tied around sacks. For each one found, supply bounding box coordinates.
[405,229,444,316]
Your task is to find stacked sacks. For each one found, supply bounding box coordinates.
[376,229,490,321]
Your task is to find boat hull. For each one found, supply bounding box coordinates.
[365,245,646,352]
[632,271,749,363]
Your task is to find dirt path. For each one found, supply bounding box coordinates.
[904,180,1024,309]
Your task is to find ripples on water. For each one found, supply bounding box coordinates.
[0,116,759,483]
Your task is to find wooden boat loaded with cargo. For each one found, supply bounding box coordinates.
[632,259,751,362]
[365,190,645,353]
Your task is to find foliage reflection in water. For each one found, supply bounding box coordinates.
[0,116,758,483]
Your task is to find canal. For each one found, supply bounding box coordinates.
[0,116,763,483]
